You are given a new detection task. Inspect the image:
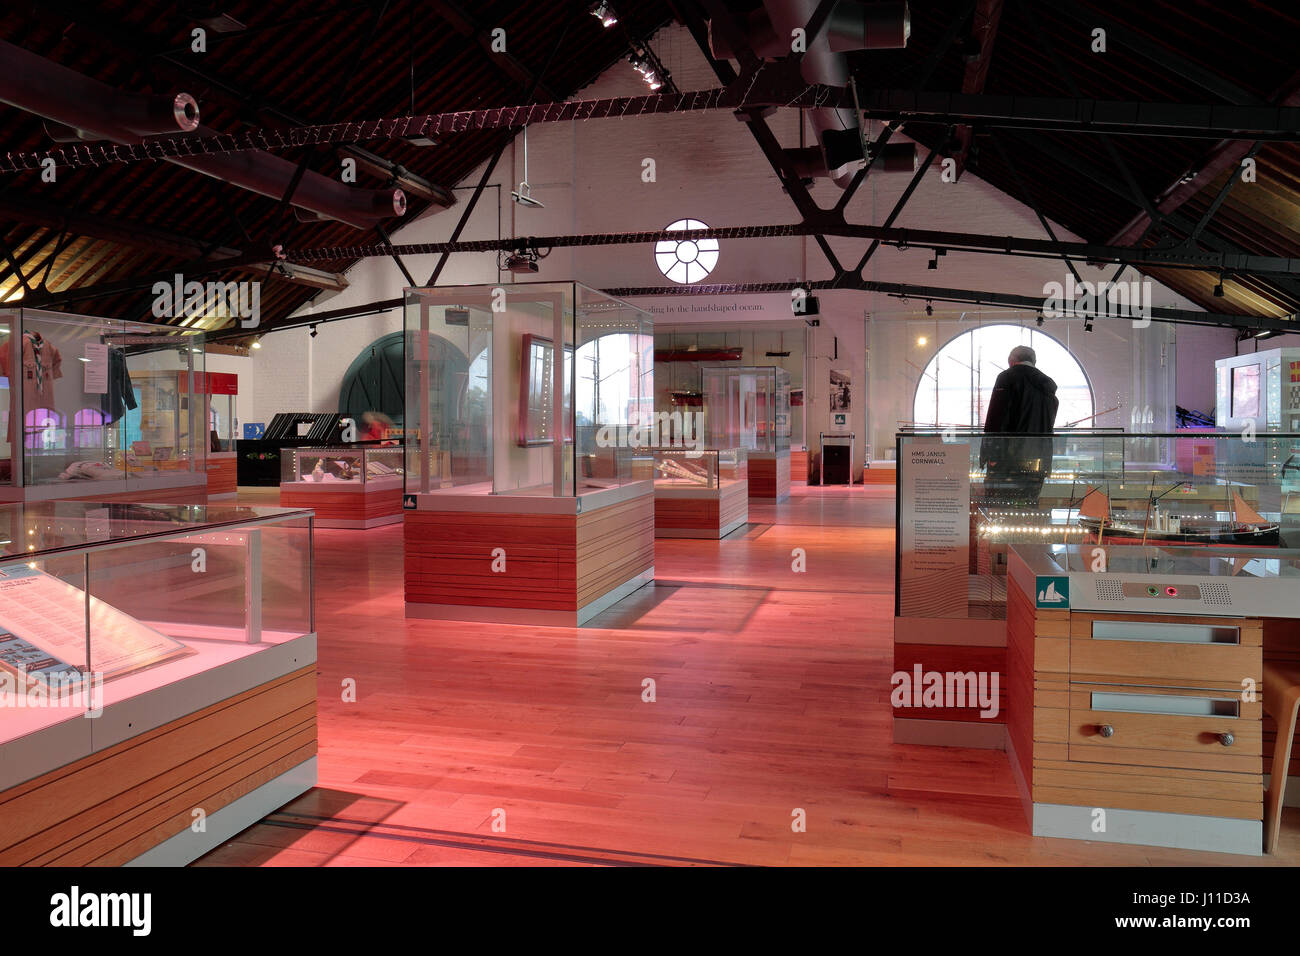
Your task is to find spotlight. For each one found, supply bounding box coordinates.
[917,336,927,347]
[1213,279,1225,297]
[628,52,664,90]
[1035,313,1044,327]
[309,324,318,338]
[925,301,933,317]
[1084,317,1094,332]
[250,337,262,350]
[589,2,617,27]
[928,248,945,270]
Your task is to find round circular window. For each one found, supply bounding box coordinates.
[655,218,718,284]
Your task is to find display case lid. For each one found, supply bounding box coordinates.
[0,501,312,562]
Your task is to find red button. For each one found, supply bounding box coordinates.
[1166,586,1178,596]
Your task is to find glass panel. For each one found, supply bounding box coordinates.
[258,517,313,639]
[404,283,652,499]
[11,310,204,490]
[403,288,493,493]
[895,430,1300,624]
[650,446,746,490]
[0,311,12,485]
[0,501,312,558]
[0,550,93,725]
[575,283,655,490]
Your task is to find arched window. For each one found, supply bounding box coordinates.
[912,324,1094,428]
[25,408,65,451]
[73,408,106,448]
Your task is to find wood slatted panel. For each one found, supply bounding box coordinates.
[576,492,654,609]
[890,643,1007,723]
[206,456,238,495]
[654,482,747,536]
[749,455,791,498]
[790,449,808,482]
[405,510,573,610]
[281,485,403,520]
[0,665,316,866]
[655,495,721,531]
[718,481,748,532]
[1005,579,1038,783]
[862,466,897,485]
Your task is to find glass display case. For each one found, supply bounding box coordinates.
[402,282,656,624]
[650,446,748,539]
[0,501,316,865]
[700,365,791,454]
[700,365,791,499]
[651,447,746,490]
[895,430,1300,625]
[893,428,1300,752]
[1216,347,1300,433]
[279,444,405,528]
[404,282,654,498]
[280,445,404,485]
[0,308,207,501]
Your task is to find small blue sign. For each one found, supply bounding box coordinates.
[243,422,266,439]
[1036,575,1070,609]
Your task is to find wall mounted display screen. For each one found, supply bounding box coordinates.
[1232,364,1261,419]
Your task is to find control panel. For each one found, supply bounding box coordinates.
[1120,582,1202,600]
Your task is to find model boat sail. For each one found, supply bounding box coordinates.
[1077,487,1110,544]
[1076,485,1280,546]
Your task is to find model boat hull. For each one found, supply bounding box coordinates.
[1078,516,1281,546]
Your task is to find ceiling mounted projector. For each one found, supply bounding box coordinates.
[505,253,539,273]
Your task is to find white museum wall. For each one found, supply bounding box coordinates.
[244,22,1236,469]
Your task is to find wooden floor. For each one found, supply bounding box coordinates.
[196,484,1300,866]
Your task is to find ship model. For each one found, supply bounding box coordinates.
[1075,483,1281,546]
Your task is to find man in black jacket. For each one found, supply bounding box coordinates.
[980,345,1058,505]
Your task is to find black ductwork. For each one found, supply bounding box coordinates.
[0,39,405,230]
[710,0,910,187]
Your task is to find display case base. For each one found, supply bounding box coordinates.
[654,480,748,539]
[126,756,316,866]
[404,481,655,624]
[1031,803,1262,856]
[0,638,317,866]
[748,451,790,500]
[280,480,404,528]
[206,452,238,496]
[407,568,654,627]
[892,717,1006,749]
